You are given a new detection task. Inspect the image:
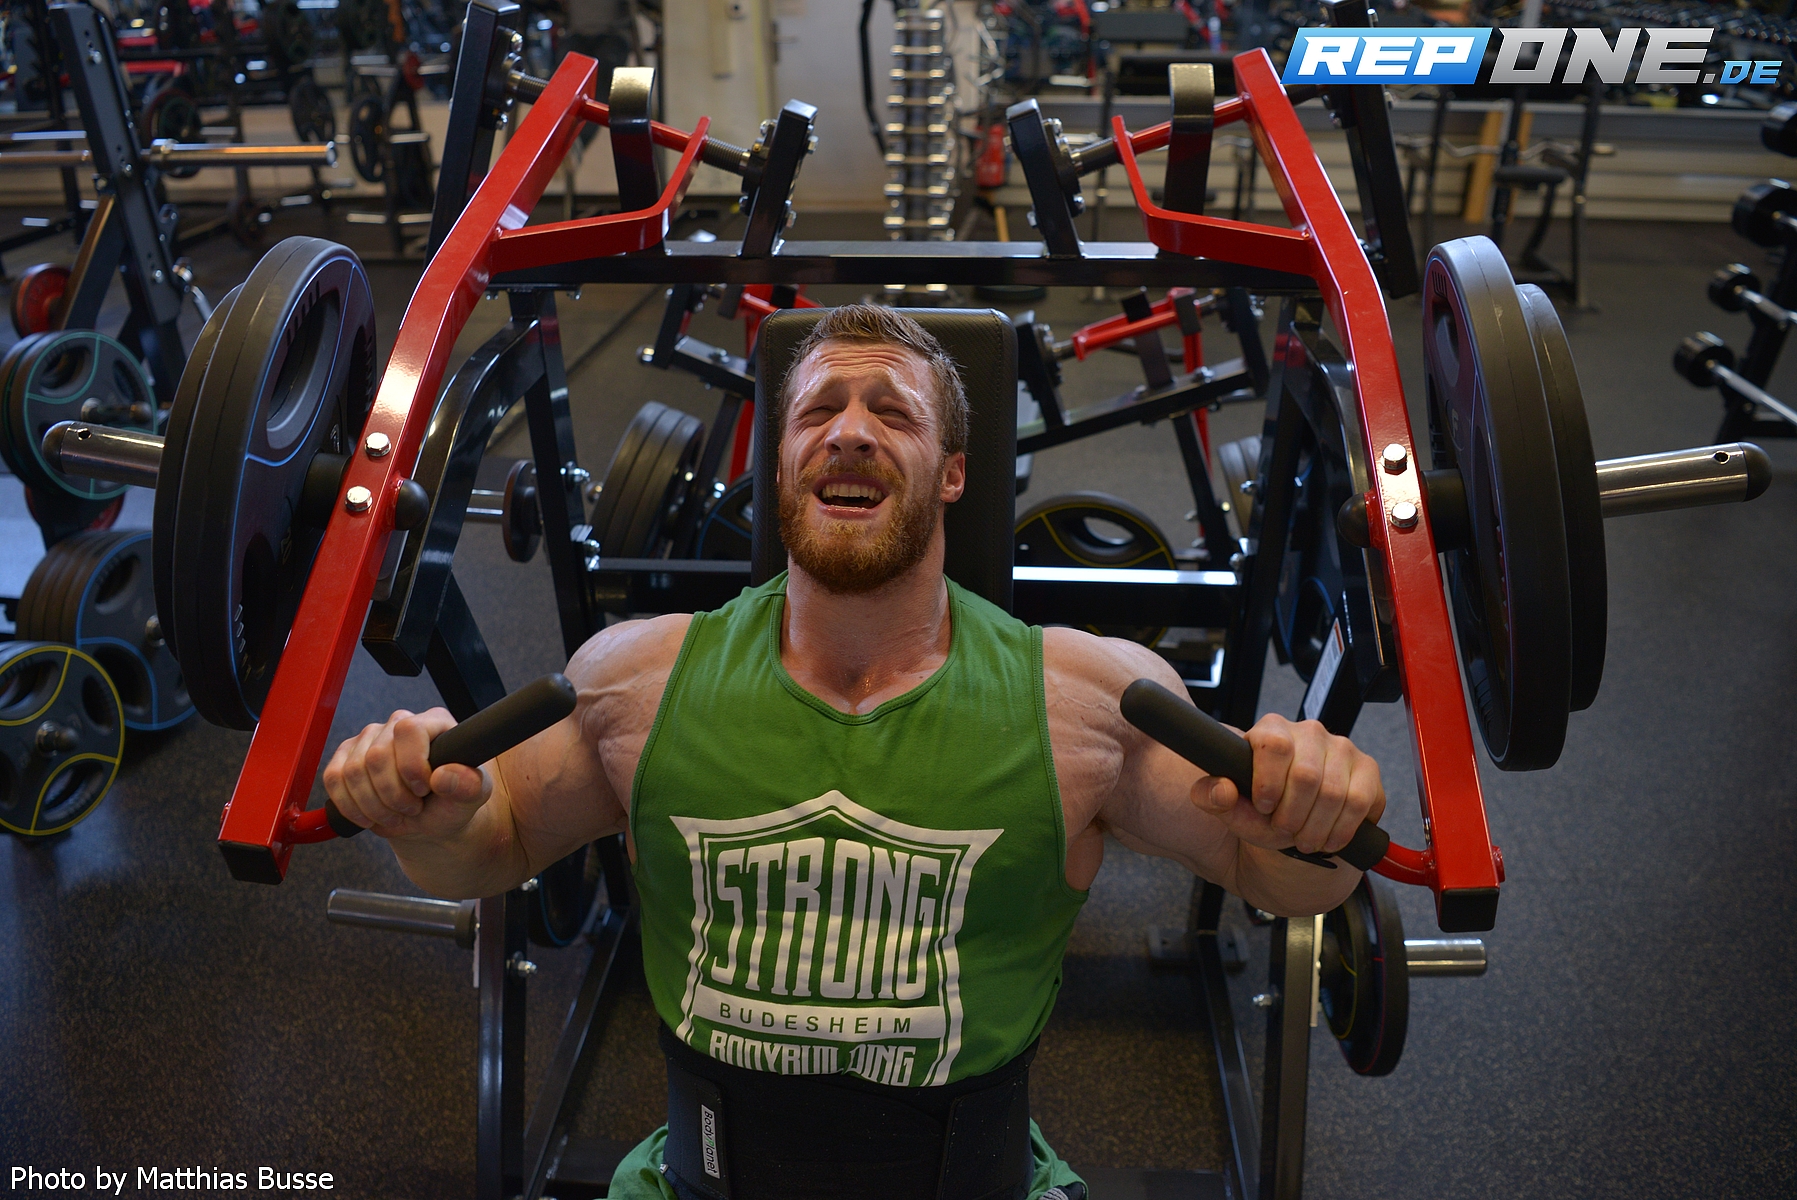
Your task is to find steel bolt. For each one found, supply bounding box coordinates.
[364,432,391,459]
[1382,443,1408,473]
[150,268,164,284]
[520,877,539,892]
[1251,991,1280,1009]
[1391,500,1419,528]
[508,953,538,979]
[88,48,102,64]
[145,614,163,645]
[344,486,373,514]
[35,721,76,755]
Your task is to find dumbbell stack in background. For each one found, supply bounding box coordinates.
[1673,103,1797,441]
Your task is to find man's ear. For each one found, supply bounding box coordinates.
[940,452,967,503]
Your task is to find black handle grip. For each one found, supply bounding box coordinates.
[325,673,579,839]
[1119,679,1390,872]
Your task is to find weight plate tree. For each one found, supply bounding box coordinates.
[0,641,123,837]
[18,530,194,730]
[1015,492,1178,645]
[1422,238,1573,771]
[590,401,705,557]
[164,239,376,729]
[1,331,156,503]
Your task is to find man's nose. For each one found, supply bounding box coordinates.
[823,401,879,458]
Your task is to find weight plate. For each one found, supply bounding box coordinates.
[1422,237,1572,771]
[500,459,540,563]
[1518,284,1605,713]
[5,330,156,501]
[287,75,335,145]
[591,402,705,557]
[10,263,70,337]
[529,843,600,947]
[1732,180,1796,248]
[0,330,51,481]
[1014,491,1176,644]
[168,238,376,729]
[0,642,124,838]
[348,93,386,184]
[153,283,239,662]
[59,531,192,730]
[1318,874,1408,1077]
[226,196,275,247]
[696,475,754,560]
[1216,434,1261,539]
[141,88,202,177]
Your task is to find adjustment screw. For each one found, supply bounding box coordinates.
[344,486,373,514]
[1382,443,1407,473]
[364,432,391,459]
[1390,500,1419,528]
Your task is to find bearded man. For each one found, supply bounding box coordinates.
[324,305,1386,1200]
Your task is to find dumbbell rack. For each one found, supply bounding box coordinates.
[1675,172,1797,443]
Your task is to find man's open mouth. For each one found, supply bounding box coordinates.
[815,478,890,509]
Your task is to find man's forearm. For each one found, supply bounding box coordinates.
[1232,841,1362,917]
[389,795,534,900]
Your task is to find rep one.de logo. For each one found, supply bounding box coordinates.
[1281,28,1784,88]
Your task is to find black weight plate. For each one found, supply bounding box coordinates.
[7,330,156,501]
[592,402,704,557]
[288,75,335,144]
[1422,237,1572,771]
[1518,284,1605,713]
[68,531,192,729]
[618,410,704,556]
[170,238,376,729]
[1318,874,1408,1077]
[15,532,75,645]
[43,531,101,643]
[391,141,434,212]
[499,459,540,563]
[696,475,754,560]
[1732,180,1796,248]
[0,332,49,479]
[154,283,240,661]
[0,642,124,838]
[142,88,203,177]
[529,843,600,947]
[1014,491,1176,645]
[1216,434,1261,538]
[348,93,386,184]
[226,196,275,248]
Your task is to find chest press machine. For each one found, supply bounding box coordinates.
[43,0,1770,1195]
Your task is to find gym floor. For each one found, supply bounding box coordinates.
[0,202,1793,1200]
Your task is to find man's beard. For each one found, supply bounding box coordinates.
[779,454,943,594]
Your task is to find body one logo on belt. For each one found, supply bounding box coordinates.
[1281,27,1783,88]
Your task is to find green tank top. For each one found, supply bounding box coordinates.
[631,573,1088,1088]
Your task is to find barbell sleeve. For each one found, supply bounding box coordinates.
[326,889,479,949]
[1404,937,1488,977]
[42,421,163,488]
[1596,443,1771,517]
[1119,678,1391,872]
[0,141,335,171]
[322,673,578,839]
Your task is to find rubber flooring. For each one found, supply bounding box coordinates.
[0,204,1792,1199]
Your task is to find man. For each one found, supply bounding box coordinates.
[325,305,1385,1200]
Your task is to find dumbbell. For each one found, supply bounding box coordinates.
[1732,180,1797,248]
[1707,264,1797,329]
[1674,332,1797,428]
[1764,103,1797,158]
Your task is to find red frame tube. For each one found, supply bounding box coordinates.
[223,48,1500,923]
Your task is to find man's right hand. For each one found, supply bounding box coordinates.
[322,708,494,841]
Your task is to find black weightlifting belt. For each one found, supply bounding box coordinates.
[658,1024,1036,1200]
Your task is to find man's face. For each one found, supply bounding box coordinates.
[777,340,966,594]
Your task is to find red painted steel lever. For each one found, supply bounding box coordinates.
[1110,49,1501,922]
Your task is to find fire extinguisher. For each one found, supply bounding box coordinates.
[976,122,1008,191]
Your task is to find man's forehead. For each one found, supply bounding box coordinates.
[790,340,932,395]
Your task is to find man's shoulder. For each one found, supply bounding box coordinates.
[568,613,696,689]
[1040,625,1171,701]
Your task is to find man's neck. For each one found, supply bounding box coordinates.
[781,547,952,714]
